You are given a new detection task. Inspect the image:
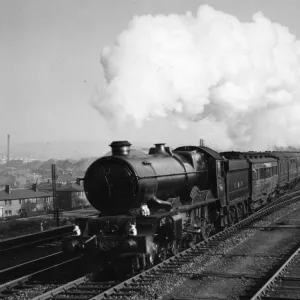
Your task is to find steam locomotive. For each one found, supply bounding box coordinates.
[64,140,300,277]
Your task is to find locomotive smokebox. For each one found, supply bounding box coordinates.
[155,143,167,154]
[110,141,132,156]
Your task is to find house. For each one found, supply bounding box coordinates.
[56,173,77,185]
[0,184,53,218]
[56,179,89,210]
[37,181,53,192]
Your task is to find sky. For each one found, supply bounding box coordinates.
[1,0,300,158]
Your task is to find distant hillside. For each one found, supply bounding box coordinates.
[70,158,97,174]
[31,157,97,177]
[0,157,97,183]
[0,140,110,160]
[0,147,152,187]
[273,146,300,151]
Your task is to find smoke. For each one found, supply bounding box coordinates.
[93,5,300,150]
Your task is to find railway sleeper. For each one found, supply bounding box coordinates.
[63,290,101,295]
[129,282,152,286]
[71,286,104,290]
[173,258,192,262]
[280,276,300,281]
[186,251,207,255]
[79,282,112,285]
[110,292,135,296]
[138,279,159,283]
[53,296,90,300]
[178,271,263,279]
[256,297,300,300]
[105,298,132,300]
[5,285,32,290]
[120,287,144,291]
[157,270,173,277]
[182,253,205,257]
[142,274,163,278]
[192,247,211,250]
[79,281,116,285]
[222,253,285,257]
[1,288,23,294]
[271,285,300,291]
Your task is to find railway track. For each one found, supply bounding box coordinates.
[18,187,300,300]
[0,256,82,299]
[0,251,81,283]
[0,226,73,253]
[249,245,300,300]
[0,226,74,272]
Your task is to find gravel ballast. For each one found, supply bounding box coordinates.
[128,200,300,300]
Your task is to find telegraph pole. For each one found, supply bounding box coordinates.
[51,164,59,227]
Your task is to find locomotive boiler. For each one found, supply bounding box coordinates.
[84,141,217,216]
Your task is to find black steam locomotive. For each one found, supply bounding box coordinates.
[64,140,300,277]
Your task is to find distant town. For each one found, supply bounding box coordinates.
[0,134,97,219]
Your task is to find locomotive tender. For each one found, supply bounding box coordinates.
[66,141,300,276]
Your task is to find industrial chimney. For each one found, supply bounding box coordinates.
[7,134,10,162]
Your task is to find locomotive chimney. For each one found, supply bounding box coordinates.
[199,139,205,147]
[154,143,167,154]
[110,141,132,156]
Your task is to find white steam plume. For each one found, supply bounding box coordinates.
[94,5,300,150]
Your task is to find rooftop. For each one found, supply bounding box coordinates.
[57,182,84,192]
[57,174,77,183]
[0,187,51,200]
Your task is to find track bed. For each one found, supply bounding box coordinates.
[161,201,300,300]
[7,190,299,300]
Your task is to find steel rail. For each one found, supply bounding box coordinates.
[250,246,300,300]
[0,225,73,253]
[31,186,300,300]
[0,252,77,283]
[0,256,81,298]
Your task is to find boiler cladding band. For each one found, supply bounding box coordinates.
[136,170,204,180]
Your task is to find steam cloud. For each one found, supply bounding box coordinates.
[94,5,300,150]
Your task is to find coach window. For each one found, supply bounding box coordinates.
[259,168,264,179]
